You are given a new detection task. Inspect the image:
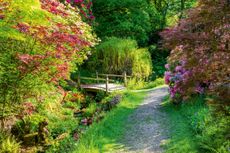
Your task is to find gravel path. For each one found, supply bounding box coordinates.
[115,87,169,153]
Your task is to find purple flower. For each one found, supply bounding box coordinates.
[169,87,176,98]
[195,84,204,94]
[174,73,182,80]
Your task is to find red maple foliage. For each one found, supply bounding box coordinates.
[12,0,96,83]
[161,0,230,107]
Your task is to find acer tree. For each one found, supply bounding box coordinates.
[0,0,96,118]
[161,0,230,107]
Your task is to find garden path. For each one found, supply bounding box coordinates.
[115,87,169,153]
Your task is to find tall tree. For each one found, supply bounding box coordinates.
[92,0,161,46]
[149,0,197,27]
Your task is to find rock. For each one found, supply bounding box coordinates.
[105,94,122,110]
[110,94,122,106]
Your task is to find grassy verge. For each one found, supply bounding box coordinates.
[73,91,146,153]
[161,96,230,153]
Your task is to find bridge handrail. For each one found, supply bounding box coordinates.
[80,77,105,81]
[77,71,131,93]
[98,73,131,78]
[80,77,116,83]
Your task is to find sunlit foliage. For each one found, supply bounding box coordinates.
[0,0,96,118]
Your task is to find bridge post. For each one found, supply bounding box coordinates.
[77,73,81,89]
[123,71,127,87]
[106,75,109,93]
[96,71,99,83]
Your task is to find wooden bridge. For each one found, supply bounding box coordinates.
[77,72,131,93]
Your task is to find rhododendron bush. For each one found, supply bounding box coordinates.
[0,0,96,117]
[161,0,230,106]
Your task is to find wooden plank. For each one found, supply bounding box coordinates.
[80,77,116,83]
[81,83,126,92]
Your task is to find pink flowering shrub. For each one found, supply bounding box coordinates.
[164,60,206,103]
[161,0,230,106]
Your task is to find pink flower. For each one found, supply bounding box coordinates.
[164,71,171,84]
[175,66,183,72]
[76,0,84,3]
[18,54,33,64]
[165,64,170,70]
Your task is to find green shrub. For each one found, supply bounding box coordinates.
[197,116,230,153]
[63,101,80,110]
[149,45,169,79]
[0,132,20,153]
[47,110,78,139]
[131,48,153,79]
[127,78,146,90]
[13,114,46,138]
[95,91,106,102]
[84,103,98,117]
[49,119,78,139]
[46,135,77,153]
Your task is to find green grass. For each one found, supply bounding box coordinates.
[160,95,209,153]
[73,91,146,153]
[161,95,230,153]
